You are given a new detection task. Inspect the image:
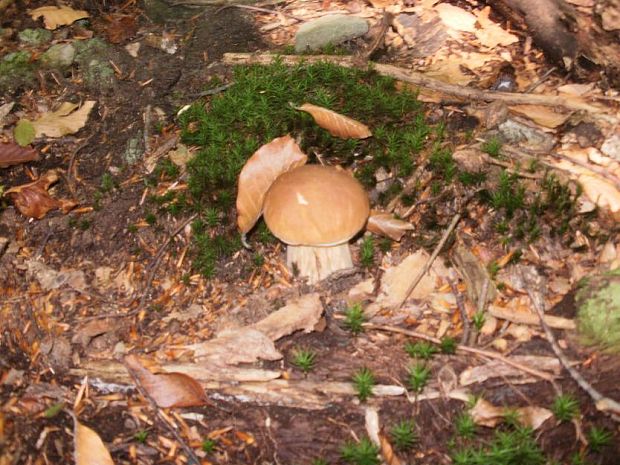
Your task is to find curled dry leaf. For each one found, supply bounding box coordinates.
[578,173,620,219]
[366,211,415,241]
[124,354,208,408]
[4,170,77,219]
[236,135,307,234]
[30,5,89,30]
[73,418,115,465]
[252,293,323,340]
[470,398,552,430]
[296,103,372,139]
[31,101,96,138]
[0,142,38,168]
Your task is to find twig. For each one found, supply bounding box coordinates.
[519,268,620,418]
[397,212,461,308]
[524,67,557,93]
[448,276,470,345]
[221,53,614,119]
[186,82,234,98]
[144,105,152,154]
[67,136,93,193]
[138,214,197,309]
[354,11,394,65]
[124,360,201,465]
[367,324,557,383]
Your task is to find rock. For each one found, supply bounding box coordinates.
[295,15,368,52]
[497,118,555,153]
[18,28,52,45]
[601,133,620,161]
[74,39,116,90]
[40,43,76,69]
[0,51,37,93]
[576,269,620,352]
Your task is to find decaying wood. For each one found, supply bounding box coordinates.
[222,53,616,120]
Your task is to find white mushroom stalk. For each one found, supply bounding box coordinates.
[262,165,370,284]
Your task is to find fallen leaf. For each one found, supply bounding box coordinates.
[4,170,77,219]
[26,259,86,291]
[14,120,36,146]
[124,354,208,408]
[470,398,552,430]
[0,102,15,126]
[578,174,620,218]
[474,7,519,48]
[296,103,372,139]
[168,143,192,169]
[509,105,572,128]
[190,327,282,364]
[31,101,96,138]
[366,211,415,241]
[459,356,561,386]
[103,14,138,44]
[30,6,89,30]
[236,135,307,234]
[0,142,38,167]
[74,418,115,465]
[376,250,449,306]
[434,3,476,33]
[252,293,323,340]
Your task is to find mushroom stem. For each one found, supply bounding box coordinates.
[287,244,353,284]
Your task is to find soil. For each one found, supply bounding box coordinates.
[1,1,620,465]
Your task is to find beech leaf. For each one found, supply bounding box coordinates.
[124,354,208,408]
[30,6,89,30]
[296,103,372,139]
[31,101,96,138]
[0,142,39,168]
[73,419,115,465]
[4,170,77,219]
[470,398,552,430]
[13,120,36,146]
[366,211,415,241]
[236,135,307,234]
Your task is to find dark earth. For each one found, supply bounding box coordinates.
[1,1,620,465]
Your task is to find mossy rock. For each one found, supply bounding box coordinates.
[0,51,37,94]
[576,269,620,352]
[74,39,116,90]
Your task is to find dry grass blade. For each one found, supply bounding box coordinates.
[296,103,372,139]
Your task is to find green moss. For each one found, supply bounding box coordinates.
[576,271,620,352]
[180,60,434,277]
[0,51,37,93]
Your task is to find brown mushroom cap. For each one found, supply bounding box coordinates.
[262,165,370,246]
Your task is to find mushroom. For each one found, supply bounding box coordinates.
[262,164,370,283]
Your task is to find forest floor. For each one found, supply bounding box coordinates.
[1,1,620,464]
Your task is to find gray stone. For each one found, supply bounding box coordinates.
[18,28,52,45]
[601,133,620,161]
[41,43,76,69]
[295,15,368,52]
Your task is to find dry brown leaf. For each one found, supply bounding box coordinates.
[434,3,476,33]
[124,354,208,408]
[470,398,552,430]
[509,104,572,128]
[74,418,115,465]
[104,14,138,44]
[32,101,96,138]
[296,103,372,139]
[252,293,323,340]
[459,356,561,386]
[190,327,282,364]
[236,135,307,234]
[30,6,89,30]
[578,174,620,219]
[4,170,77,219]
[474,7,519,48]
[0,142,39,168]
[366,211,414,241]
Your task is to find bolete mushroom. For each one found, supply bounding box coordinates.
[262,164,370,283]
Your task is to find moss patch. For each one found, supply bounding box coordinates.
[180,60,434,276]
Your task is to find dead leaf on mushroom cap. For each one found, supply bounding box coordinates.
[73,418,115,465]
[236,135,307,234]
[296,103,372,139]
[124,354,208,408]
[0,142,39,168]
[29,6,89,30]
[366,211,415,241]
[4,170,77,219]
